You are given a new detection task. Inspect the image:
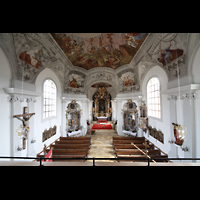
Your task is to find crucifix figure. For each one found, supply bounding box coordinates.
[13,107,35,149]
[143,141,149,153]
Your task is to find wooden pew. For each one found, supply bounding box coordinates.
[51,155,87,162]
[115,149,161,156]
[112,136,169,162]
[56,140,91,145]
[114,144,154,150]
[117,155,169,162]
[53,149,88,155]
[51,136,91,162]
[52,149,88,162]
[113,139,146,145]
[51,144,90,150]
[60,137,91,141]
[113,136,145,140]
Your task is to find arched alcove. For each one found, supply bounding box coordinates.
[34,67,62,153]
[142,65,168,99]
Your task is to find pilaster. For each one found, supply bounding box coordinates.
[181,93,196,159]
[4,87,41,159]
[81,100,89,136]
[137,96,143,137]
[167,94,178,158]
[116,99,123,135]
[60,97,67,137]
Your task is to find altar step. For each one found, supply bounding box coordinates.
[92,123,113,130]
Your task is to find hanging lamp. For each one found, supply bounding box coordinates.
[175,47,187,142]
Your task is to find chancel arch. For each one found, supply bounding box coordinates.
[85,79,118,101]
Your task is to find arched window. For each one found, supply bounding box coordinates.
[43,79,57,119]
[147,77,161,118]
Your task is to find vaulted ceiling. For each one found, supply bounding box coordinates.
[0,33,192,98]
[50,33,148,70]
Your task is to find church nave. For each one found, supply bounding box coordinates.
[1,33,200,166]
[86,129,118,162]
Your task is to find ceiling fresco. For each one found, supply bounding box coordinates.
[50,33,148,70]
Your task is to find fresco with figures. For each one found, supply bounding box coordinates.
[121,72,135,87]
[68,74,84,88]
[50,33,148,70]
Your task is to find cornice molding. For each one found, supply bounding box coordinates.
[161,84,200,95]
[3,88,41,97]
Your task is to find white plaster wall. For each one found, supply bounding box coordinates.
[0,46,12,156]
[191,46,200,158]
[141,65,171,154]
[34,68,62,156]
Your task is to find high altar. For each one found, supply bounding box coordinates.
[92,87,112,121]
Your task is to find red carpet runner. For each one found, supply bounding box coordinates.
[92,123,113,129]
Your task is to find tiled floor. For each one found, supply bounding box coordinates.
[86,129,119,162]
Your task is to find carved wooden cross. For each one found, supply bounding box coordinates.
[13,107,35,149]
[143,141,149,153]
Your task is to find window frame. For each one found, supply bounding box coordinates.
[146,76,162,120]
[42,78,57,120]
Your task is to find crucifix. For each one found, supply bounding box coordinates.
[13,107,35,149]
[143,141,149,153]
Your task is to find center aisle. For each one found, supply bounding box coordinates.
[85,129,119,162]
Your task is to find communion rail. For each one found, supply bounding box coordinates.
[0,156,200,166]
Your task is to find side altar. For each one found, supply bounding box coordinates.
[122,99,139,136]
[66,100,82,136]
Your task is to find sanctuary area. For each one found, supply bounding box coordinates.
[1,33,200,166]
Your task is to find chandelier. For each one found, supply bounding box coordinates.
[168,49,188,151]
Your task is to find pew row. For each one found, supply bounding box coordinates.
[112,136,169,162]
[37,136,91,162]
